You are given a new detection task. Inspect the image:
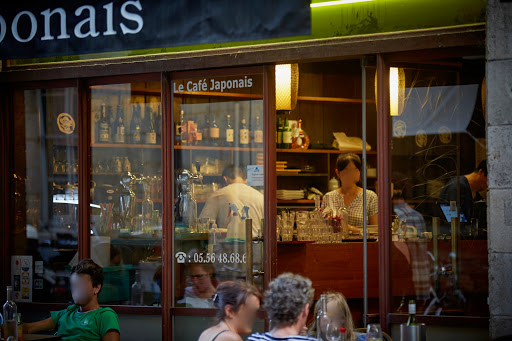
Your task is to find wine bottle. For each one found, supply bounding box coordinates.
[130,104,142,144]
[114,105,126,144]
[239,118,249,146]
[144,105,157,145]
[210,117,220,147]
[202,116,210,146]
[282,118,292,149]
[3,286,18,340]
[254,115,263,148]
[98,104,110,143]
[277,117,283,149]
[225,114,234,147]
[176,110,186,146]
[406,300,418,326]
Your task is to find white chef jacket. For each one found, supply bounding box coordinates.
[199,183,264,237]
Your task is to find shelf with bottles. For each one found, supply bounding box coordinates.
[174,145,263,152]
[277,148,377,155]
[93,102,162,147]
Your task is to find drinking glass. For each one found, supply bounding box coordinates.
[366,323,382,341]
[326,321,342,341]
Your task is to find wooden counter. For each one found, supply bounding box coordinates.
[276,240,488,300]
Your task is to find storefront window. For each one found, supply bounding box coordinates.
[12,86,78,303]
[389,60,487,316]
[172,71,265,307]
[89,81,162,306]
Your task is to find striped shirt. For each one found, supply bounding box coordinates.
[322,189,378,227]
[247,333,317,341]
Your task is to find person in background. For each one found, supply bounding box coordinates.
[199,165,264,237]
[322,153,378,231]
[198,281,262,341]
[247,273,316,341]
[307,291,365,341]
[438,159,487,222]
[179,263,218,308]
[23,259,120,341]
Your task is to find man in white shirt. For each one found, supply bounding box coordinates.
[199,165,264,237]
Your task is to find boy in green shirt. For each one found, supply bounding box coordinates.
[24,259,120,341]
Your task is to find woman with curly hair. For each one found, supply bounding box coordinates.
[247,273,317,341]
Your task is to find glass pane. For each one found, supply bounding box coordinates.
[275,60,378,322]
[12,87,78,303]
[89,81,162,306]
[172,72,265,307]
[389,59,487,316]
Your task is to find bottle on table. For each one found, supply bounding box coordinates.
[254,115,263,148]
[406,299,418,326]
[239,118,250,146]
[225,114,234,147]
[316,294,329,341]
[98,104,110,143]
[3,286,18,340]
[209,117,220,147]
[130,104,142,144]
[282,118,292,149]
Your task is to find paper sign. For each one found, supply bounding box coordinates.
[11,256,33,302]
[247,165,264,187]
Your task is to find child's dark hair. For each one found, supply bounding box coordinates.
[70,259,104,294]
[336,153,362,172]
[213,281,262,323]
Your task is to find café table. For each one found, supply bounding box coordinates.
[23,334,62,341]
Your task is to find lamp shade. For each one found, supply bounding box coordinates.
[374,67,405,116]
[275,64,299,111]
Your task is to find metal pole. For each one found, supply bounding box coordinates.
[361,57,368,327]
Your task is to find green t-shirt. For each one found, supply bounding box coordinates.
[50,305,120,341]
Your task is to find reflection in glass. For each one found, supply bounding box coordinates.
[90,82,162,306]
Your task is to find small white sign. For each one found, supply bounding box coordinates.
[247,165,264,187]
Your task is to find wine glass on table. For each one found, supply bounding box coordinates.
[325,320,342,341]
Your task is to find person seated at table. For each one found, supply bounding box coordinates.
[198,281,262,341]
[307,291,365,341]
[23,259,120,341]
[179,263,217,308]
[322,153,378,233]
[247,273,317,341]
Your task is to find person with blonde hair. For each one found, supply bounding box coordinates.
[308,291,365,341]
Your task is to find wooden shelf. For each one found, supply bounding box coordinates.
[91,143,161,149]
[277,173,328,177]
[173,90,262,100]
[277,199,315,204]
[277,148,376,155]
[175,145,263,152]
[297,95,376,104]
[91,86,161,96]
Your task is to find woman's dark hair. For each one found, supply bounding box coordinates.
[336,153,362,172]
[213,281,262,323]
[70,259,104,294]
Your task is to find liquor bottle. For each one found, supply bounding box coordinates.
[17,313,23,341]
[123,156,131,172]
[130,104,142,144]
[240,118,249,146]
[316,294,329,341]
[176,110,186,146]
[406,300,418,326]
[202,117,210,146]
[225,114,234,147]
[106,105,115,135]
[98,104,110,143]
[291,119,310,149]
[282,118,292,149]
[144,106,157,145]
[254,115,263,148]
[277,117,283,149]
[192,123,201,146]
[3,286,18,340]
[114,105,126,144]
[210,117,220,147]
